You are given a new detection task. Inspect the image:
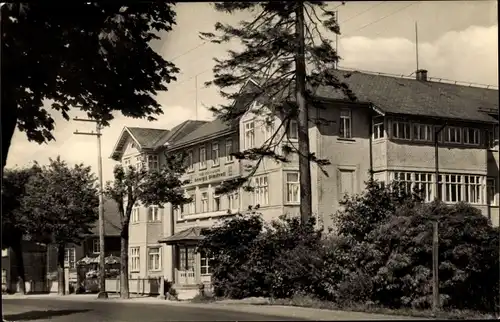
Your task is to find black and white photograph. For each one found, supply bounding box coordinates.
[1,1,498,321]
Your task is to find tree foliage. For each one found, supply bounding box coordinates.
[22,157,99,245]
[104,152,190,299]
[201,1,356,196]
[1,2,179,168]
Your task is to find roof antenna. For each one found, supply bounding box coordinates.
[415,21,419,72]
[195,75,198,121]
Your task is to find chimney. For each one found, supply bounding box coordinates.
[416,69,428,81]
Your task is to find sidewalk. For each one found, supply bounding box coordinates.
[2,293,425,320]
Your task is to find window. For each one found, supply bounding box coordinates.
[339,109,352,139]
[135,155,143,170]
[199,146,207,169]
[186,150,194,172]
[442,174,463,203]
[148,206,160,222]
[414,173,433,202]
[174,204,184,219]
[285,172,300,203]
[288,120,298,140]
[186,193,196,214]
[413,124,432,142]
[244,122,255,149]
[264,119,276,142]
[1,249,7,257]
[2,269,6,285]
[392,121,410,140]
[200,251,214,275]
[148,247,161,271]
[487,178,498,206]
[131,207,140,223]
[444,127,461,143]
[213,194,221,211]
[463,128,480,145]
[64,248,76,269]
[228,192,239,209]
[253,176,269,206]
[123,158,131,170]
[130,247,140,272]
[92,239,100,254]
[393,172,413,194]
[225,139,233,163]
[463,175,482,204]
[372,118,384,140]
[211,143,219,166]
[487,126,499,149]
[201,192,209,212]
[147,155,159,170]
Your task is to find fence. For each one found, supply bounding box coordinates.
[104,278,161,295]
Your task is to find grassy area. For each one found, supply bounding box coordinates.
[190,293,496,320]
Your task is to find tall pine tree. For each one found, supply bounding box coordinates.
[202,1,356,223]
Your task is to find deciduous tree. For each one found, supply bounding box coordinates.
[202,1,356,223]
[22,157,99,295]
[1,166,41,294]
[1,3,179,169]
[105,153,189,299]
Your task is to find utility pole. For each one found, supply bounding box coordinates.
[73,117,108,299]
[335,10,339,69]
[432,123,446,313]
[295,0,312,225]
[195,75,198,121]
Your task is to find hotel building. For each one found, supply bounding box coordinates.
[110,69,499,297]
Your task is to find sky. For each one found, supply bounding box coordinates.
[6,1,498,182]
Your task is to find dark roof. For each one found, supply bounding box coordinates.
[170,117,235,149]
[314,70,498,123]
[158,227,205,245]
[153,120,208,148]
[90,199,121,236]
[127,127,169,149]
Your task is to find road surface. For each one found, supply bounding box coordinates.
[2,297,305,322]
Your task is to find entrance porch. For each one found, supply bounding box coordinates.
[158,227,212,291]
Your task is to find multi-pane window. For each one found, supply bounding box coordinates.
[186,150,194,172]
[442,174,462,203]
[463,128,480,145]
[444,127,462,143]
[393,172,413,194]
[64,248,76,269]
[339,109,352,139]
[413,124,432,142]
[288,120,298,140]
[148,206,160,222]
[201,192,209,212]
[414,173,433,202]
[463,175,482,204]
[212,143,219,166]
[253,176,269,206]
[147,155,159,170]
[244,122,255,149]
[225,139,233,162]
[285,172,300,203]
[92,239,100,254]
[148,247,161,271]
[392,121,411,140]
[135,155,143,170]
[200,251,214,275]
[213,194,221,211]
[373,118,384,140]
[228,192,239,209]
[264,119,276,143]
[123,158,131,170]
[186,193,196,214]
[130,247,140,272]
[199,146,207,169]
[487,178,498,206]
[131,207,140,223]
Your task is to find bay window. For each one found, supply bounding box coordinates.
[392,121,410,140]
[413,124,432,142]
[463,128,480,145]
[444,126,462,143]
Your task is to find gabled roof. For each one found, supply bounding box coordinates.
[90,198,121,236]
[153,120,208,149]
[158,227,205,245]
[315,70,498,123]
[169,117,235,150]
[110,127,169,160]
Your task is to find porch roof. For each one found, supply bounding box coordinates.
[158,227,205,245]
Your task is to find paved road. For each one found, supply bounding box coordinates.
[2,298,305,322]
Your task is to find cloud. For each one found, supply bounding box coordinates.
[339,25,498,86]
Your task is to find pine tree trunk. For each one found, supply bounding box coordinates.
[120,226,130,299]
[295,0,313,224]
[57,244,66,295]
[11,240,26,294]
